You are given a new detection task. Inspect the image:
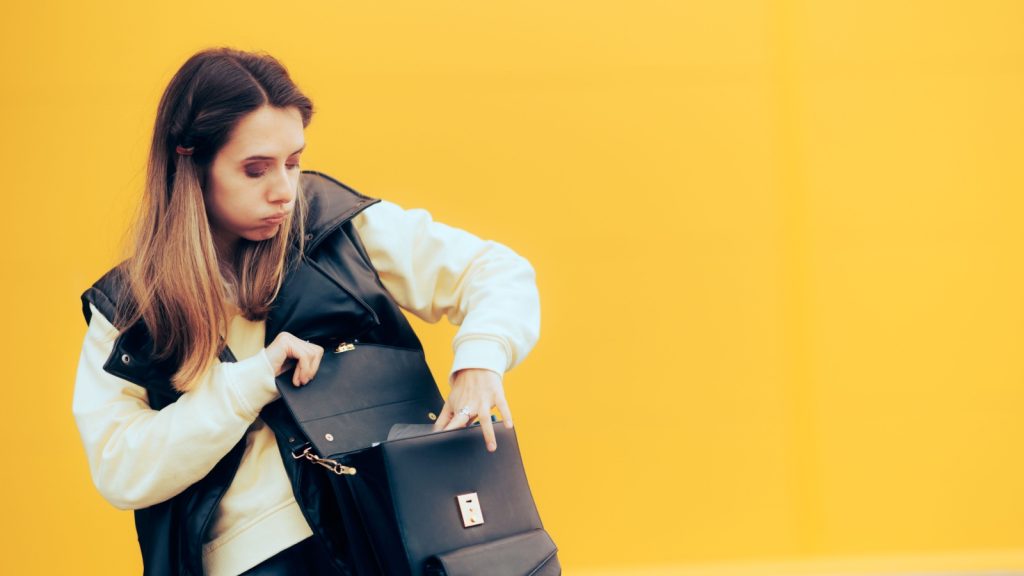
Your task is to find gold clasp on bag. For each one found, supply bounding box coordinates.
[456,492,484,528]
[335,342,355,353]
[292,445,357,476]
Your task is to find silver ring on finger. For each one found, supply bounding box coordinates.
[458,406,473,418]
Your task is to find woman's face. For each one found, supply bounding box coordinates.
[204,104,305,251]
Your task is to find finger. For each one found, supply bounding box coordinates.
[288,351,302,386]
[478,403,497,452]
[433,400,452,431]
[495,395,514,429]
[443,410,473,431]
[302,345,318,385]
[292,356,303,386]
[308,344,323,382]
[294,346,312,386]
[299,348,315,386]
[280,357,297,378]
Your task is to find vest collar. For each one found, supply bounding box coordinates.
[299,170,380,254]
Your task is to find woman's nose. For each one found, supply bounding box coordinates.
[268,166,296,205]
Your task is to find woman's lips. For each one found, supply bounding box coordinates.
[263,213,288,225]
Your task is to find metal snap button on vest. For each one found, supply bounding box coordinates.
[325,433,334,442]
[428,412,437,421]
[121,354,131,365]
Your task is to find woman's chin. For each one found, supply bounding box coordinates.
[244,224,283,242]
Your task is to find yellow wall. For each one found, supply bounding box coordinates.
[3,1,1024,573]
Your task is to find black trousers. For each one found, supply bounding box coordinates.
[239,537,342,576]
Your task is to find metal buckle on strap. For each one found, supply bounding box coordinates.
[292,444,357,476]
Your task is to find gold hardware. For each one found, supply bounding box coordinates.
[456,493,484,528]
[292,446,357,476]
[334,342,355,353]
[428,412,437,421]
[325,433,334,441]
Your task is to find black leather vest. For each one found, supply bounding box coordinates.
[80,171,423,576]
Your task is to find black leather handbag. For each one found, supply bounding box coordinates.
[276,341,560,576]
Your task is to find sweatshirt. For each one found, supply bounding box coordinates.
[72,198,541,575]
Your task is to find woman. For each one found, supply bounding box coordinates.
[72,47,540,575]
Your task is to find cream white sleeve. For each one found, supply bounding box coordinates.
[351,200,541,382]
[72,303,280,510]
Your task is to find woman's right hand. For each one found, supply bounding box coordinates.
[264,332,324,386]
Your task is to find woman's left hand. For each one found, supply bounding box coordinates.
[433,368,513,452]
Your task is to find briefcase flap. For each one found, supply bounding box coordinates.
[424,529,560,576]
[275,342,444,457]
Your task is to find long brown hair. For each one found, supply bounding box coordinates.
[117,47,314,392]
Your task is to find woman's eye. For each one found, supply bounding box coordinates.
[245,160,299,178]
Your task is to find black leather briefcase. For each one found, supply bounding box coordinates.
[276,342,560,576]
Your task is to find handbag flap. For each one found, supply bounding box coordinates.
[275,343,444,457]
[425,529,559,576]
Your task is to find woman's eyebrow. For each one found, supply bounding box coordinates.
[243,143,306,161]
